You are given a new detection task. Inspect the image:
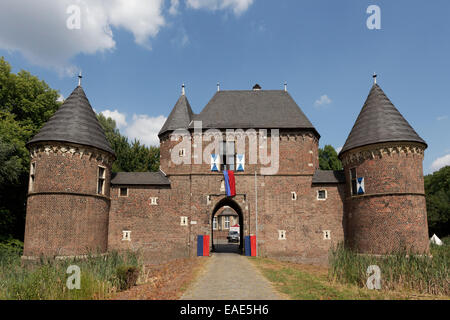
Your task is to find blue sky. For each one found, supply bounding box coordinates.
[1,0,449,173]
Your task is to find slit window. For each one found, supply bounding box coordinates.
[323,230,331,240]
[29,162,36,192]
[180,216,188,226]
[122,230,131,241]
[278,230,286,240]
[97,166,106,195]
[350,168,357,196]
[150,197,158,205]
[291,192,297,200]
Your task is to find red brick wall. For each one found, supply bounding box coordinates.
[23,143,113,257]
[342,143,429,254]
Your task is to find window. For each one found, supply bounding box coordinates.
[213,217,218,230]
[97,166,106,195]
[150,197,158,205]
[323,230,331,240]
[119,187,128,197]
[291,192,297,200]
[122,230,131,241]
[179,148,186,157]
[317,190,327,200]
[29,162,36,192]
[224,216,230,229]
[350,168,357,196]
[180,216,188,226]
[220,141,235,171]
[278,230,286,240]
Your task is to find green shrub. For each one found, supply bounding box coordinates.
[115,265,140,291]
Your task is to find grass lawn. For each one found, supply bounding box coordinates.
[250,257,450,300]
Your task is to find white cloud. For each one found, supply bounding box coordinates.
[169,0,180,15]
[125,114,168,146]
[314,95,332,107]
[100,109,128,128]
[437,115,448,121]
[57,94,65,103]
[99,109,166,146]
[430,154,450,172]
[0,0,165,73]
[186,0,254,15]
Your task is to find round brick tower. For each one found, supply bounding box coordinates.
[339,77,429,254]
[23,81,115,259]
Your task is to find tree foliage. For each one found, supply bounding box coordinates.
[318,145,343,171]
[97,113,160,173]
[424,166,450,237]
[0,57,61,240]
[0,57,160,241]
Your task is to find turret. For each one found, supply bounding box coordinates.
[23,75,115,259]
[339,76,429,254]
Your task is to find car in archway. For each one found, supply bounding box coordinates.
[227,231,240,243]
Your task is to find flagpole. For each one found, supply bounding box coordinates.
[255,171,258,257]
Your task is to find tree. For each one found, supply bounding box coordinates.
[0,57,61,240]
[97,113,160,173]
[319,145,343,171]
[424,166,450,237]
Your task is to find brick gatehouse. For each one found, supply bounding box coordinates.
[22,76,430,265]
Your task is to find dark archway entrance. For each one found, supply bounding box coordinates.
[211,198,244,254]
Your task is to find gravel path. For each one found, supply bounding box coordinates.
[180,250,285,300]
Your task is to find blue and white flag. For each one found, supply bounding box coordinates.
[236,154,245,172]
[211,154,219,172]
[357,177,365,195]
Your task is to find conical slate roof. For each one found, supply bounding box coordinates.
[27,86,114,155]
[158,95,194,136]
[339,84,426,156]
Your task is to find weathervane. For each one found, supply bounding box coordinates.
[373,72,377,84]
[78,71,82,86]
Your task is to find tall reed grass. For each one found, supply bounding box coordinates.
[0,241,141,300]
[328,241,449,296]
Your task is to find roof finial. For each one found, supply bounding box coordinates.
[284,81,287,92]
[217,82,220,92]
[78,71,82,87]
[373,72,377,85]
[182,83,185,96]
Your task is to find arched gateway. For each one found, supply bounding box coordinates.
[211,198,245,253]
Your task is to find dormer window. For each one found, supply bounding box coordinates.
[97,166,106,195]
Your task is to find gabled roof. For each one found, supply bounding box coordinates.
[158,95,194,136]
[189,90,318,135]
[111,170,170,186]
[312,170,346,184]
[27,86,114,155]
[339,84,426,156]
